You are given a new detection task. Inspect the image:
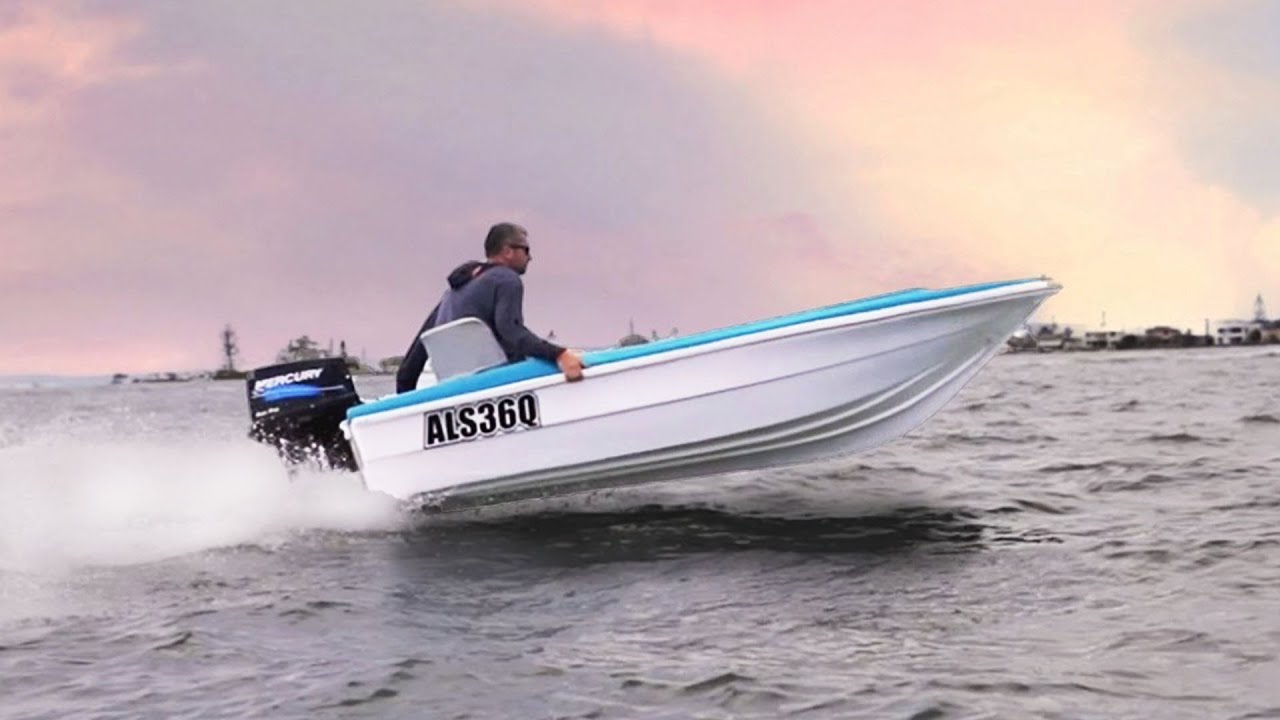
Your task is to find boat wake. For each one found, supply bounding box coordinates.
[0,441,407,573]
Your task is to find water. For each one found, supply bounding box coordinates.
[1,348,1277,719]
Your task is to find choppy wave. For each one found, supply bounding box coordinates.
[1140,432,1229,445]
[2,348,1279,720]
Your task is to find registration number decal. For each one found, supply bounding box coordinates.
[423,392,541,448]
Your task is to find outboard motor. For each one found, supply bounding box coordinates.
[245,358,363,472]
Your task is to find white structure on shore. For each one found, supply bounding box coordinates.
[1083,329,1123,350]
[1213,293,1272,345]
[1213,319,1263,345]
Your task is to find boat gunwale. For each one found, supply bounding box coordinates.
[346,277,1058,423]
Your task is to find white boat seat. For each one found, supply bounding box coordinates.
[420,317,509,382]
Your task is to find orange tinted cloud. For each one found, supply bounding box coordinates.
[516,0,1279,330]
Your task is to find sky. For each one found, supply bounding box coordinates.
[2,0,1277,375]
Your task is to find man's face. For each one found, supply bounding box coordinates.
[502,234,532,275]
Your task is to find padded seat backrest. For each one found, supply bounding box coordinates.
[420,318,508,381]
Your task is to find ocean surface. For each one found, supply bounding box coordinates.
[1,347,1277,719]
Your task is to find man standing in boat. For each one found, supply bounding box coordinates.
[394,222,586,393]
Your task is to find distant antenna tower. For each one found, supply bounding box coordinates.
[1254,293,1267,322]
[221,324,240,372]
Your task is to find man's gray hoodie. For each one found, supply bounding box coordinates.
[395,261,565,393]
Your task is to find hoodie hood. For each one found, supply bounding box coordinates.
[446,260,491,289]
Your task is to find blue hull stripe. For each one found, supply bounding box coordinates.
[347,278,1038,421]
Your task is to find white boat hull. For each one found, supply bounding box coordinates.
[344,279,1059,510]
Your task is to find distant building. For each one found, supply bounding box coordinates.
[1143,326,1183,347]
[276,335,329,363]
[1084,330,1123,350]
[617,319,649,347]
[1213,319,1263,345]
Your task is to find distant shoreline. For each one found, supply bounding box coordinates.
[105,368,399,385]
[1004,338,1278,355]
[3,342,1274,390]
[1003,342,1278,355]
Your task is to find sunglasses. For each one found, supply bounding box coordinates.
[508,243,531,255]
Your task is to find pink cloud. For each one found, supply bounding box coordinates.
[0,1,845,374]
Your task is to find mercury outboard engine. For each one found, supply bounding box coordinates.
[245,358,363,472]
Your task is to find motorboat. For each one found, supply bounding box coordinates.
[244,276,1061,511]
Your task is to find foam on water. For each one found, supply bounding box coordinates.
[0,440,408,573]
